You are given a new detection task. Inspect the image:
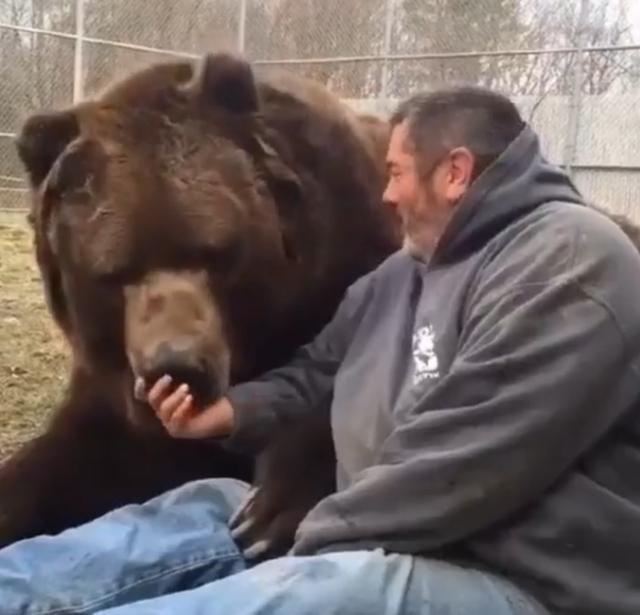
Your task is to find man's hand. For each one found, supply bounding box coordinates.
[140,375,235,440]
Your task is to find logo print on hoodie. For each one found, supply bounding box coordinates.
[412,324,440,385]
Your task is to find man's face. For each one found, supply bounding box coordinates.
[382,120,472,259]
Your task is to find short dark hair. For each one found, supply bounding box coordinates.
[390,86,525,181]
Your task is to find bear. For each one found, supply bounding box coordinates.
[0,52,400,556]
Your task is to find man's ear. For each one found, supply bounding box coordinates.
[15,111,79,188]
[446,147,475,200]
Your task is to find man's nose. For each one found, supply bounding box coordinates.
[382,184,397,210]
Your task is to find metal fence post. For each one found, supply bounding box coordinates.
[237,0,247,54]
[379,0,395,114]
[72,0,85,102]
[563,0,589,176]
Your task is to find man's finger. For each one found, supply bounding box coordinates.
[148,375,172,407]
[133,377,147,401]
[158,383,189,423]
[169,394,193,429]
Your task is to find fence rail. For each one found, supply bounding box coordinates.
[1,0,639,219]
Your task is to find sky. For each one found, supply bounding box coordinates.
[626,0,640,42]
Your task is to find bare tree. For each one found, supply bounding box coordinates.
[385,0,635,101]
[246,0,386,98]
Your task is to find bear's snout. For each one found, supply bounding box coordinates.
[140,340,221,409]
[124,270,230,414]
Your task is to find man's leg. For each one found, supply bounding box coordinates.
[97,550,549,615]
[0,478,250,614]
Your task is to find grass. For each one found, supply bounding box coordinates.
[0,210,70,461]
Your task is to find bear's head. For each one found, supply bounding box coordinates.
[16,53,394,432]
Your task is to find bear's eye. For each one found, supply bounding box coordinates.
[196,243,240,276]
[95,266,139,287]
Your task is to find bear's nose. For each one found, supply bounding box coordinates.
[141,341,219,408]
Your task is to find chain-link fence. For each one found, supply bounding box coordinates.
[1,0,639,219]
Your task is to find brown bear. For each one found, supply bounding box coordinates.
[0,52,399,554]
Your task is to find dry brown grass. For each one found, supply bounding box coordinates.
[0,211,70,461]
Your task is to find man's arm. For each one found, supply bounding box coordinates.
[222,271,376,454]
[291,245,640,556]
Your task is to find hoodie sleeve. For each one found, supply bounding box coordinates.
[292,233,639,556]
[222,271,375,454]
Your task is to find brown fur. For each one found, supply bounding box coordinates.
[0,53,399,550]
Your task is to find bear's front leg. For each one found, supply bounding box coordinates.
[0,373,253,549]
[230,410,337,561]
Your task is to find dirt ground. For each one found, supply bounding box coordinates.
[0,211,69,461]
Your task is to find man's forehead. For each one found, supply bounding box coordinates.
[387,121,415,164]
[391,119,410,141]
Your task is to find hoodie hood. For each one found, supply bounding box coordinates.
[431,123,586,264]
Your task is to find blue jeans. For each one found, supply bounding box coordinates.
[0,478,549,614]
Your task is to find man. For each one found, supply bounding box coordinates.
[2,86,640,614]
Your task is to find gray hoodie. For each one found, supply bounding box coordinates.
[226,124,640,614]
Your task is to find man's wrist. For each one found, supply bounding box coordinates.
[202,396,235,439]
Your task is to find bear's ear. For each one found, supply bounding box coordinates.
[188,52,258,115]
[15,111,80,189]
